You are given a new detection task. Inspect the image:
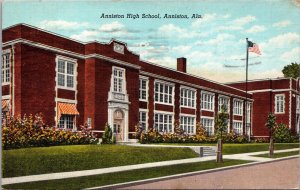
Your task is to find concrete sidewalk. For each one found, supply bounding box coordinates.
[2,148,299,185]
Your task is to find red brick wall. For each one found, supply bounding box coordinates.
[148,77,155,129]
[2,85,10,96]
[20,44,56,125]
[126,67,140,133]
[57,89,75,99]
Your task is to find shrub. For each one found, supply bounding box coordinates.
[139,126,247,144]
[252,137,269,143]
[101,123,113,144]
[2,114,98,150]
[273,123,292,143]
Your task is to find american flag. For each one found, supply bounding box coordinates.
[248,41,261,55]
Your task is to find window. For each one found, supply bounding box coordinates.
[275,94,285,113]
[246,103,251,124]
[180,116,195,134]
[201,117,214,136]
[218,96,229,112]
[58,115,75,129]
[233,100,243,116]
[2,53,10,84]
[139,78,148,101]
[201,92,214,111]
[233,121,243,135]
[154,113,173,133]
[113,68,125,93]
[154,81,174,105]
[57,58,75,89]
[139,111,147,130]
[180,88,196,108]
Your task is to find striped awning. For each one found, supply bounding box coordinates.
[57,102,79,120]
[2,99,9,109]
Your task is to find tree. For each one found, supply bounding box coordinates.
[282,62,300,79]
[265,113,277,157]
[215,104,229,163]
[102,123,113,144]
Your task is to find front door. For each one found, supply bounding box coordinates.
[113,110,124,142]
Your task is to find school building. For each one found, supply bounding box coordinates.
[2,24,299,142]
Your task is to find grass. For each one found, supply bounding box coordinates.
[3,159,251,190]
[159,143,299,154]
[2,144,198,178]
[255,151,300,158]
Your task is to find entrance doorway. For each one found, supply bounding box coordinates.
[113,110,124,141]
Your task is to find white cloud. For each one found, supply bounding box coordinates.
[186,51,213,63]
[233,15,256,26]
[272,20,291,28]
[280,47,300,61]
[146,56,176,69]
[261,32,300,49]
[39,20,89,30]
[245,25,266,33]
[196,33,234,45]
[70,30,99,42]
[158,24,197,39]
[218,25,243,31]
[99,21,126,32]
[172,45,192,54]
[191,13,217,28]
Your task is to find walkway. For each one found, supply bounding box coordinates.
[2,148,299,185]
[117,157,300,189]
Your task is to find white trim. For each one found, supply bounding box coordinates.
[154,79,175,106]
[201,91,215,112]
[86,54,140,70]
[141,71,252,100]
[233,98,243,116]
[153,111,174,133]
[2,49,11,54]
[3,39,141,70]
[218,95,230,113]
[200,116,215,135]
[180,86,197,109]
[139,77,148,102]
[55,98,77,104]
[233,120,243,135]
[55,55,78,91]
[179,114,196,134]
[139,108,148,131]
[248,89,296,93]
[2,95,11,100]
[274,94,285,114]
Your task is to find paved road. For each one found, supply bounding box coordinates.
[118,157,300,189]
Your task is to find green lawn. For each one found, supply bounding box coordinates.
[255,151,300,158]
[3,159,251,190]
[160,143,299,154]
[2,144,198,178]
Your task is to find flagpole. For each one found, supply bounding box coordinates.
[246,38,249,141]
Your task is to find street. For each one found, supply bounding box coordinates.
[118,157,300,189]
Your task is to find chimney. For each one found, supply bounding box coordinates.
[177,57,187,73]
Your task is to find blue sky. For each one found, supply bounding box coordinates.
[3,0,300,82]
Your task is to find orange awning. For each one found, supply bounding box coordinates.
[57,102,79,120]
[2,99,9,109]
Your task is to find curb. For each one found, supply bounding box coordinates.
[85,155,299,190]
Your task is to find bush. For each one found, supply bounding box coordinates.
[2,114,98,150]
[139,126,247,144]
[101,123,113,144]
[273,123,292,143]
[252,137,269,143]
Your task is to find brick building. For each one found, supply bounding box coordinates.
[1,24,299,142]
